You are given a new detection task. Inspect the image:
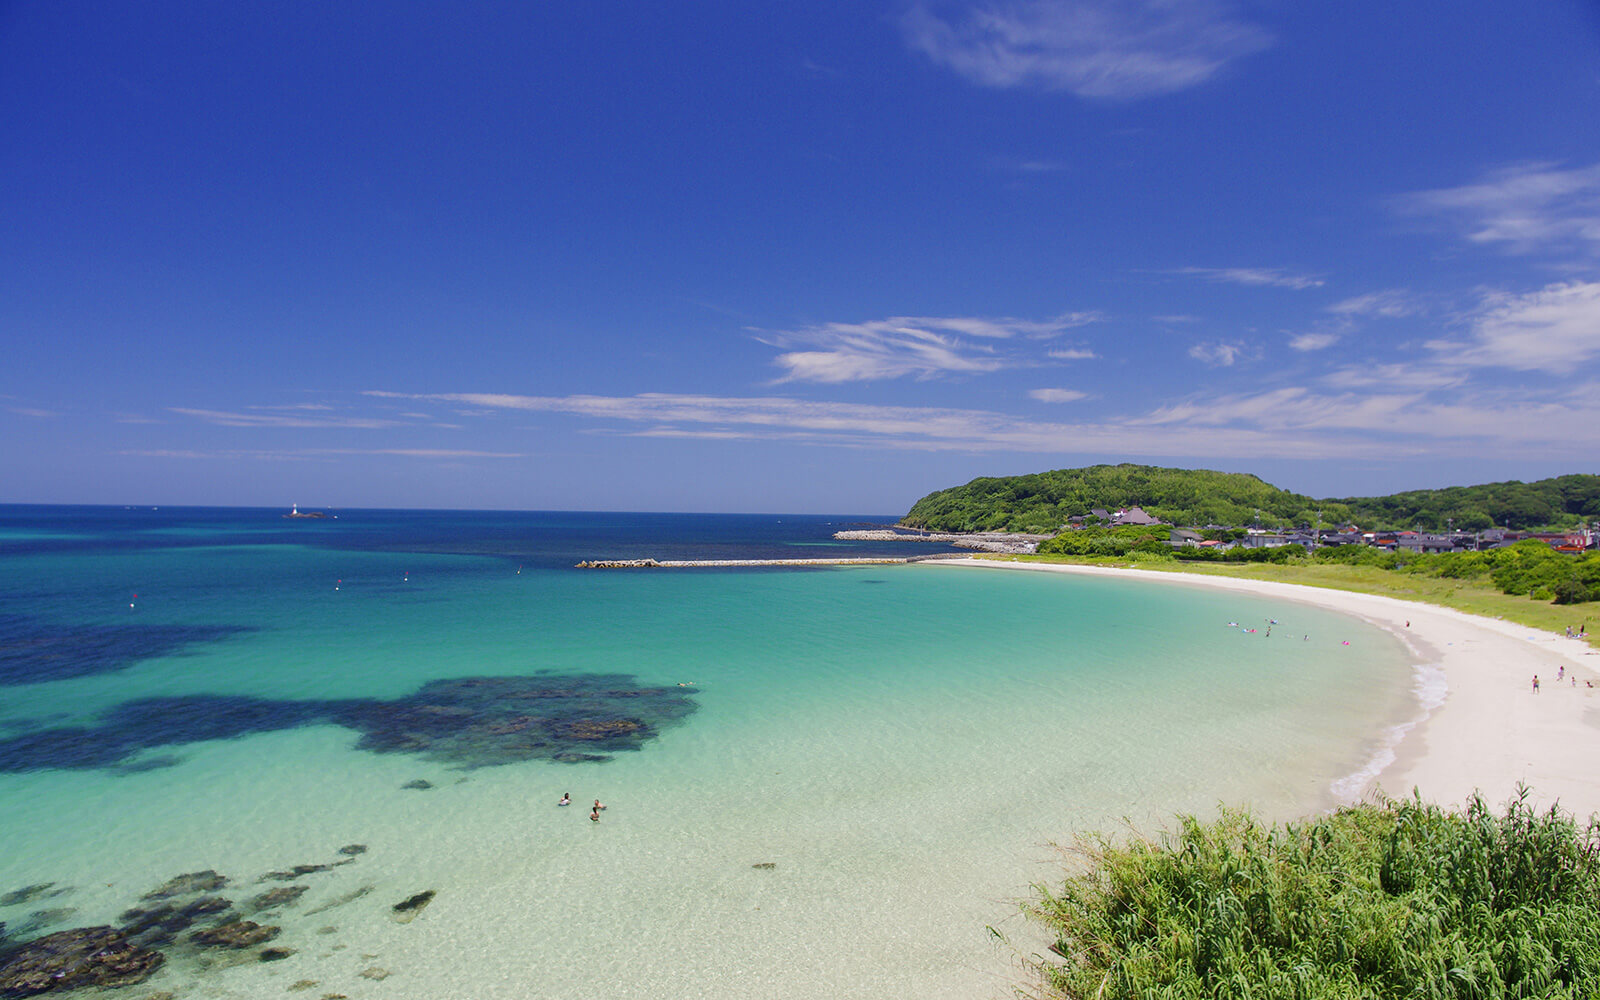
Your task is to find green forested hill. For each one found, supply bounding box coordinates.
[901,465,1600,533]
[901,465,1317,532]
[1332,474,1600,531]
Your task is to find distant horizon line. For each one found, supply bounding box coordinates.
[0,501,909,519]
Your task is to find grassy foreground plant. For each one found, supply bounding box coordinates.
[1024,791,1600,999]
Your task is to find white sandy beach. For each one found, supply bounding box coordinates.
[928,557,1600,821]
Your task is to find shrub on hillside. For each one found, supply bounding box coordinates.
[1025,790,1600,999]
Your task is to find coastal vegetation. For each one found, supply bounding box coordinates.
[903,465,1600,533]
[1033,533,1600,606]
[1333,474,1600,532]
[1025,791,1600,999]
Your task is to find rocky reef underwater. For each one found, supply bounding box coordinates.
[0,674,700,774]
[0,843,440,998]
[0,673,699,994]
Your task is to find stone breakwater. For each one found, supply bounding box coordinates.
[576,557,928,569]
[830,529,1046,554]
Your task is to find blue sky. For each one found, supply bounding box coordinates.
[3,1,1598,513]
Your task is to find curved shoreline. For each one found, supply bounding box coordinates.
[920,557,1600,819]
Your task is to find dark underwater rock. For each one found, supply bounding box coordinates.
[119,895,232,948]
[400,779,433,790]
[248,886,307,911]
[0,614,252,687]
[142,870,226,899]
[335,844,366,856]
[258,947,294,962]
[191,919,279,949]
[302,886,371,916]
[751,862,777,870]
[0,885,63,909]
[555,719,642,741]
[257,864,331,883]
[390,890,434,923]
[0,926,163,994]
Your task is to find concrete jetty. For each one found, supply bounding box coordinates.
[831,529,1046,554]
[575,556,958,569]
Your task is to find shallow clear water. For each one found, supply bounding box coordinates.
[0,507,1412,999]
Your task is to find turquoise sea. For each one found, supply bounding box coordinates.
[0,507,1415,999]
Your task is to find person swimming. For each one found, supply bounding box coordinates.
[558,793,570,806]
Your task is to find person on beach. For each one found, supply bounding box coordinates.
[1559,665,1565,680]
[558,793,570,806]
[1533,675,1540,693]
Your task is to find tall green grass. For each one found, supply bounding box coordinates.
[1024,791,1600,999]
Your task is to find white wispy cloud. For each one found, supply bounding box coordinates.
[1328,289,1419,317]
[1318,362,1466,391]
[169,408,401,429]
[1188,340,1246,366]
[365,387,1600,459]
[1047,346,1099,359]
[1427,279,1600,373]
[1175,267,1324,290]
[901,0,1271,99]
[9,407,58,418]
[122,448,522,460]
[1287,332,1340,352]
[367,389,1344,456]
[1396,160,1600,254]
[1132,384,1600,451]
[1028,387,1088,402]
[752,313,1100,383]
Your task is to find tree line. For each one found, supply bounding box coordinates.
[903,465,1600,534]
